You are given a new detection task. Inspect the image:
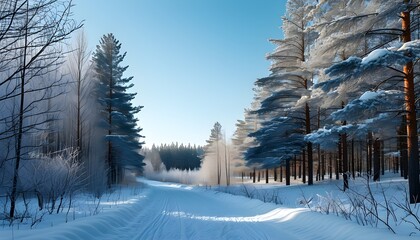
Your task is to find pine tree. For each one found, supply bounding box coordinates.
[205,122,223,185]
[93,33,144,186]
[307,0,420,201]
[247,0,316,184]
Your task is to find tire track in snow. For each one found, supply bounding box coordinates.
[7,179,411,240]
[134,181,302,240]
[134,194,171,240]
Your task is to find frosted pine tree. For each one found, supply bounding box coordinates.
[93,33,144,186]
[204,122,223,185]
[247,0,317,184]
[307,0,420,201]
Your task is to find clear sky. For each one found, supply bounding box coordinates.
[72,0,285,148]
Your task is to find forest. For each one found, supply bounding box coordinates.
[145,143,203,171]
[225,0,420,205]
[1,0,420,237]
[0,0,144,221]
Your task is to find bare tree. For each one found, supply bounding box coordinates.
[0,0,82,220]
[68,29,91,160]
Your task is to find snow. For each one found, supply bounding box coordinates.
[361,49,389,64]
[0,175,418,239]
[399,40,420,52]
[359,91,380,101]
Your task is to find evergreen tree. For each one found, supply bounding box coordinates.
[205,122,223,185]
[308,0,420,201]
[247,0,316,184]
[93,33,144,186]
[157,143,202,171]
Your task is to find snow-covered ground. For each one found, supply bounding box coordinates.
[0,175,419,239]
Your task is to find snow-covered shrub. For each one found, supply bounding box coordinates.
[309,178,420,235]
[19,148,82,213]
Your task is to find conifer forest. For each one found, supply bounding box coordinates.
[1,1,420,239]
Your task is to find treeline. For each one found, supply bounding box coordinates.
[0,0,144,221]
[147,144,203,171]
[231,0,420,203]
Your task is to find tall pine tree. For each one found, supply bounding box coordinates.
[93,33,144,186]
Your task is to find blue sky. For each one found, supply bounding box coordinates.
[73,0,285,147]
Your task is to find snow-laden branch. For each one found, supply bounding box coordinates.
[316,40,420,92]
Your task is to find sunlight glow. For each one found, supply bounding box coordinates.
[100,198,143,206]
[161,208,307,223]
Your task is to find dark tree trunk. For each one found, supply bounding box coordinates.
[321,152,325,180]
[286,159,290,186]
[306,103,313,185]
[399,116,408,179]
[367,132,373,178]
[274,168,277,182]
[351,139,355,180]
[316,146,320,181]
[342,133,348,190]
[336,150,340,180]
[266,169,269,184]
[302,150,306,183]
[10,3,30,218]
[373,139,381,182]
[280,166,283,182]
[358,141,363,176]
[341,101,348,190]
[381,140,385,176]
[329,154,333,179]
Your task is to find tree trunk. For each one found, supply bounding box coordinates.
[10,2,29,219]
[280,166,283,182]
[302,149,306,183]
[329,154,332,179]
[321,152,325,180]
[76,47,82,160]
[402,7,420,203]
[107,43,114,187]
[266,169,269,184]
[351,139,355,180]
[216,140,220,185]
[274,167,277,182]
[381,140,385,176]
[342,133,348,190]
[373,139,381,182]
[286,159,290,186]
[306,103,313,185]
[224,140,229,186]
[399,115,408,179]
[336,147,340,180]
[358,141,362,176]
[367,132,373,178]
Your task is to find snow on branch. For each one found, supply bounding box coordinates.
[316,40,420,92]
[331,90,403,122]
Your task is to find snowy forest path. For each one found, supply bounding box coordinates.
[6,179,414,240]
[127,180,412,240]
[127,180,303,240]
